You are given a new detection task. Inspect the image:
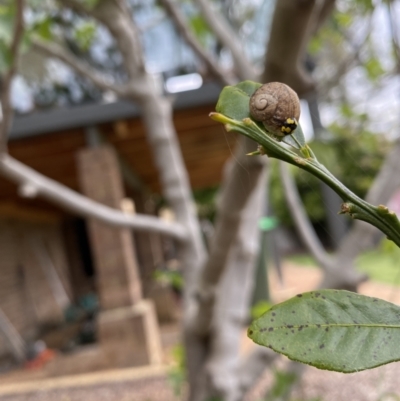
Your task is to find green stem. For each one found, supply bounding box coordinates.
[210,112,400,248]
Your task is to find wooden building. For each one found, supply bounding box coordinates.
[0,82,236,373]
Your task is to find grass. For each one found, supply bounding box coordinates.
[285,243,400,286]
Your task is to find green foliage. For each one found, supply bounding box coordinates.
[270,122,389,227]
[263,369,298,401]
[0,2,15,72]
[364,57,385,81]
[193,186,219,221]
[248,290,400,373]
[30,16,53,41]
[80,0,100,9]
[189,15,211,46]
[356,239,400,285]
[154,269,183,292]
[167,344,186,397]
[327,122,389,197]
[215,80,261,121]
[73,21,96,51]
[251,300,272,320]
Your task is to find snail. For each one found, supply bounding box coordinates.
[249,82,300,137]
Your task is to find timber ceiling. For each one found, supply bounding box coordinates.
[2,104,238,218]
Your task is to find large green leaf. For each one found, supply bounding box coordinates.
[248,290,400,373]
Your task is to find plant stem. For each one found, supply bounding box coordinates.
[209,112,400,248]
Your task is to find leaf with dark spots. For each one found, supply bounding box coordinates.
[248,290,400,373]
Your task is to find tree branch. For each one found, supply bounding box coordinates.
[31,38,127,97]
[194,0,256,80]
[193,137,266,336]
[0,154,187,241]
[262,0,317,95]
[279,162,332,269]
[60,0,145,77]
[0,0,25,152]
[204,167,268,401]
[160,0,235,86]
[327,138,400,289]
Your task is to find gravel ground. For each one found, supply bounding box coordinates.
[2,265,400,401]
[2,362,400,401]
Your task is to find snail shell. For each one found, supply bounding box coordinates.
[249,82,300,136]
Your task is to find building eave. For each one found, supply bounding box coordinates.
[10,82,221,140]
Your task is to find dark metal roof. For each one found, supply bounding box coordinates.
[10,81,222,140]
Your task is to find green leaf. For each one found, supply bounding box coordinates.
[188,15,211,45]
[81,0,100,9]
[215,81,261,121]
[31,17,53,41]
[0,4,14,44]
[248,290,400,373]
[234,80,262,97]
[73,21,96,51]
[0,40,12,72]
[364,57,385,81]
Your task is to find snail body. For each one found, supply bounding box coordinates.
[249,82,300,137]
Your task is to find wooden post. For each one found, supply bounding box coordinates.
[77,145,142,309]
[76,143,162,368]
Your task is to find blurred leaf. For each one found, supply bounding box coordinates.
[340,103,354,118]
[0,40,11,73]
[334,12,353,27]
[355,0,374,12]
[308,36,323,55]
[249,290,400,373]
[188,15,210,45]
[364,57,385,81]
[81,0,100,9]
[0,4,14,44]
[167,344,186,396]
[264,369,297,401]
[380,237,400,256]
[251,300,273,320]
[31,17,53,41]
[73,21,96,51]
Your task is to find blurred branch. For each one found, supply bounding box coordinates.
[312,0,336,33]
[262,0,318,95]
[236,347,279,400]
[318,16,372,95]
[330,138,400,286]
[387,1,400,72]
[193,138,266,337]
[204,167,268,400]
[32,38,127,96]
[60,0,145,77]
[0,0,25,152]
[279,162,332,269]
[194,0,256,80]
[160,0,235,86]
[0,154,188,240]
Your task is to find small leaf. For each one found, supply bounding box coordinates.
[248,290,400,373]
[364,57,385,81]
[32,17,53,41]
[234,80,262,97]
[215,81,261,122]
[73,21,96,51]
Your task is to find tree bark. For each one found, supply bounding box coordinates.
[204,167,268,401]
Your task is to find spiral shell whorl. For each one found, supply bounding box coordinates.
[249,93,278,122]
